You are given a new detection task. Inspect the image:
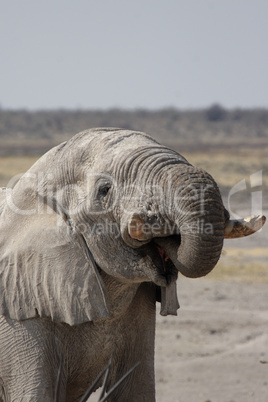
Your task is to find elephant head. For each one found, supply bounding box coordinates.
[0,129,265,324]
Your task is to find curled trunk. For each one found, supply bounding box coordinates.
[127,165,226,278]
[162,166,225,277]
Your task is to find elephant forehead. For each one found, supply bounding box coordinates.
[84,130,166,172]
[73,128,157,149]
[106,132,159,152]
[89,130,161,159]
[36,129,158,171]
[54,129,161,171]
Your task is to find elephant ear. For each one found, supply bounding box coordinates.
[0,188,109,326]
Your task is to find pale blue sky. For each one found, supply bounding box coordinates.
[1,0,268,110]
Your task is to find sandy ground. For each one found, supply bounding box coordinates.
[155,276,268,402]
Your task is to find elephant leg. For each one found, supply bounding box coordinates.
[0,316,66,401]
[107,283,156,402]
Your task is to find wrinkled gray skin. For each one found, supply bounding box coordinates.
[0,129,226,401]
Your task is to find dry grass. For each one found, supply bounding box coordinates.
[184,147,268,192]
[209,247,268,283]
[0,156,39,187]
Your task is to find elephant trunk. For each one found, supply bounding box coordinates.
[162,166,225,278]
[128,165,225,278]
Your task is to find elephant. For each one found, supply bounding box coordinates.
[0,128,265,401]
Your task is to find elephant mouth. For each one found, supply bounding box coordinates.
[155,243,178,284]
[140,236,180,287]
[146,237,181,316]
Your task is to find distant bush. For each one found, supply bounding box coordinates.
[206,104,227,122]
[0,107,267,155]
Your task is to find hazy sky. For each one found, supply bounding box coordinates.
[1,0,268,110]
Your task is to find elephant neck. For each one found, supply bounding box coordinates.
[99,271,142,318]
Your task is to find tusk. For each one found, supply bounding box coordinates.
[128,213,175,242]
[128,214,147,241]
[224,215,266,239]
[128,213,165,241]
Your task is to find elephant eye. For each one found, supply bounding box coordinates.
[97,183,111,199]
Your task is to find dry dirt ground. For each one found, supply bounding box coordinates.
[155,277,268,402]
